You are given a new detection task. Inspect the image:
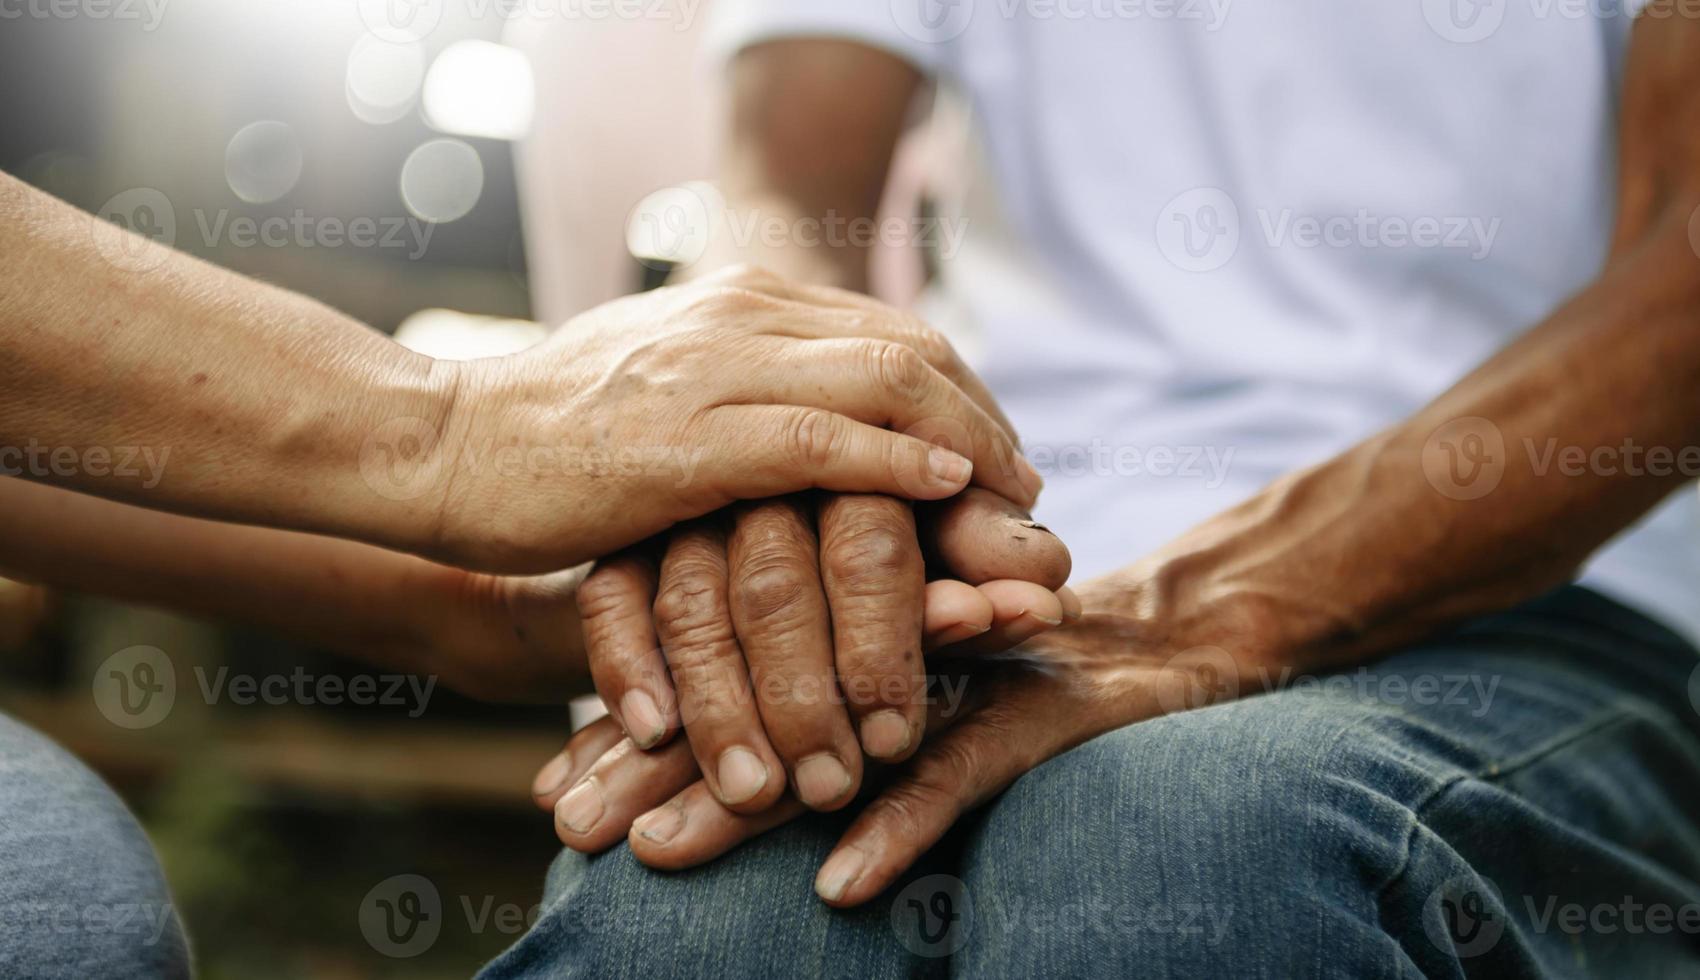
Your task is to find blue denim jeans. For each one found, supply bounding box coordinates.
[0,714,191,978]
[482,587,1700,979]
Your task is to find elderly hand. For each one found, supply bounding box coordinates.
[532,567,1270,904]
[535,487,1077,832]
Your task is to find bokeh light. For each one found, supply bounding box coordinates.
[399,138,484,223]
[421,40,535,142]
[345,33,426,126]
[224,121,303,204]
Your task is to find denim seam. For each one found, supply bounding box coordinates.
[1369,707,1643,909]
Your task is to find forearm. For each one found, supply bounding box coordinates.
[0,476,453,674]
[0,174,452,555]
[1123,207,1700,671]
[678,40,922,292]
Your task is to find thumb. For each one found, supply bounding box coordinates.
[919,488,1071,590]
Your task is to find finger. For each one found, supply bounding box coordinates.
[531,715,627,811]
[934,579,1068,658]
[655,521,788,813]
[701,404,982,508]
[919,487,1071,590]
[722,336,1041,507]
[626,684,982,874]
[817,495,927,764]
[814,683,1050,907]
[921,579,994,648]
[627,781,809,871]
[553,736,702,853]
[1058,585,1084,623]
[578,550,676,749]
[745,286,1020,439]
[727,499,864,811]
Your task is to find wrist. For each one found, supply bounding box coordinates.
[316,348,469,560]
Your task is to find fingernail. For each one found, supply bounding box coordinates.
[1016,519,1053,534]
[927,446,972,486]
[858,709,913,759]
[632,802,686,845]
[620,690,667,748]
[1020,609,1065,627]
[934,621,993,646]
[716,747,770,805]
[794,754,854,808]
[531,752,573,798]
[555,779,605,835]
[815,848,866,903]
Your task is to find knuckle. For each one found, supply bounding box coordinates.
[653,572,729,644]
[576,565,639,622]
[905,325,960,374]
[823,521,913,588]
[872,341,931,398]
[690,285,772,322]
[733,561,814,624]
[786,409,842,469]
[716,262,776,287]
[869,780,958,842]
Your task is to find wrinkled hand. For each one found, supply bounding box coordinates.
[534,572,1267,905]
[558,487,1075,820]
[422,265,1041,573]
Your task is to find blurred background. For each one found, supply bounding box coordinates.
[0,1,728,976]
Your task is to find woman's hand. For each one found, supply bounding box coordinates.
[1,182,1032,573]
[565,488,1074,817]
[415,266,1042,573]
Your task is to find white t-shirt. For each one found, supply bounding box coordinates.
[708,0,1699,643]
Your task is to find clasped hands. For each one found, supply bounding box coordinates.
[408,266,1261,907]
